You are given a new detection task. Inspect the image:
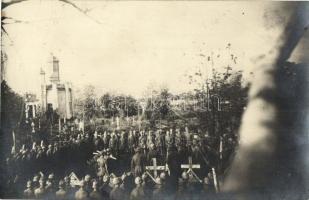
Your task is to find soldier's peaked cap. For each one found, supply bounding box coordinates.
[48,174,54,179]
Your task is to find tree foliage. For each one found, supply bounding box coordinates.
[99,93,138,118]
[185,45,249,135]
[1,81,25,154]
[144,87,174,127]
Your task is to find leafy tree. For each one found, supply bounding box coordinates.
[157,88,171,119]
[144,87,173,127]
[185,45,249,135]
[99,93,138,118]
[83,85,97,120]
[99,93,113,118]
[125,96,138,117]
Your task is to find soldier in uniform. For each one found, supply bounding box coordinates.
[177,145,188,167]
[99,174,112,199]
[75,180,89,200]
[146,131,154,150]
[175,129,182,148]
[165,131,170,147]
[132,130,139,147]
[53,142,59,154]
[32,175,40,190]
[180,129,187,148]
[157,130,166,157]
[55,180,67,200]
[199,176,216,199]
[147,143,158,165]
[128,131,135,154]
[131,147,146,178]
[64,176,71,192]
[169,129,176,146]
[93,132,103,151]
[138,132,147,154]
[109,177,125,200]
[130,177,145,200]
[97,164,107,177]
[184,129,192,150]
[48,173,56,191]
[34,178,46,199]
[103,131,110,149]
[121,172,135,198]
[119,131,127,154]
[23,180,34,199]
[46,144,53,157]
[30,142,37,158]
[166,145,181,194]
[176,172,190,200]
[187,172,200,200]
[109,132,119,156]
[152,177,165,200]
[141,173,152,200]
[45,176,55,199]
[89,181,102,200]
[220,134,237,172]
[159,172,167,187]
[84,174,92,195]
[191,137,200,162]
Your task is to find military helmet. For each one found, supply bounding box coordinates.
[182,171,188,180]
[27,180,32,187]
[112,177,120,186]
[48,173,54,179]
[33,175,39,182]
[64,176,69,182]
[84,174,91,182]
[79,180,85,187]
[155,177,162,185]
[134,177,142,185]
[203,177,210,184]
[159,172,166,180]
[103,174,109,183]
[59,180,64,188]
[141,173,147,180]
[92,181,98,188]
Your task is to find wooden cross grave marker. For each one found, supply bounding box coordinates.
[181,156,202,183]
[145,158,166,182]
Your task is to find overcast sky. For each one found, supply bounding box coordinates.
[2,1,291,97]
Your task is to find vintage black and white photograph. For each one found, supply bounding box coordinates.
[0,1,308,199]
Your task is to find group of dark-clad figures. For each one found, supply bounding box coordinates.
[5,122,238,199]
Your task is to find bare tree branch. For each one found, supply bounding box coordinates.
[2,0,29,10]
[58,0,102,24]
[2,0,102,24]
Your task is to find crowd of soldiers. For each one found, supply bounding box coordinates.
[4,123,238,199]
[90,127,237,175]
[5,129,95,196]
[21,163,218,200]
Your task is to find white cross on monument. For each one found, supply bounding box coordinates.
[181,156,202,183]
[146,158,166,181]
